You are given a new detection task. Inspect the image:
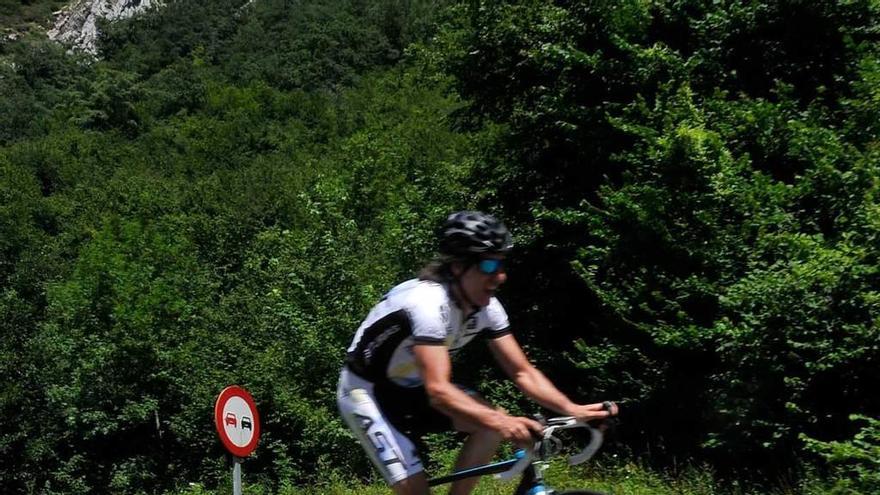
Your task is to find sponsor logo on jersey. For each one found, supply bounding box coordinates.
[363,324,401,364]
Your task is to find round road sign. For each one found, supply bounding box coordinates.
[214,385,260,457]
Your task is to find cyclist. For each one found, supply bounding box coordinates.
[337,211,618,495]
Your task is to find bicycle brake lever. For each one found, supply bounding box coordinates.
[541,417,604,466]
[494,417,605,480]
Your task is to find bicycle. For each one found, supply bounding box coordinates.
[427,416,608,495]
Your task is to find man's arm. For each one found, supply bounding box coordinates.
[487,333,618,420]
[413,343,542,446]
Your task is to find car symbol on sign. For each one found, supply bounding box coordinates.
[225,412,237,427]
[241,417,252,431]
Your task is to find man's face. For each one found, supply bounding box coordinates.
[456,254,507,309]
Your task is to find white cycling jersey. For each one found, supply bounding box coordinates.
[345,278,511,387]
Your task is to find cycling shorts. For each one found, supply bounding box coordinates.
[336,367,456,484]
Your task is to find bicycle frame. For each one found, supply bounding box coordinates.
[428,453,550,495]
[427,417,604,495]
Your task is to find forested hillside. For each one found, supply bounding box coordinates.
[1,1,878,494]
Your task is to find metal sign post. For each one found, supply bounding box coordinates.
[215,386,261,495]
[233,457,243,495]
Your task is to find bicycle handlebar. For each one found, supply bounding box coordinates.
[494,416,604,481]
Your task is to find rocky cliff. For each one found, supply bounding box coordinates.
[48,0,162,54]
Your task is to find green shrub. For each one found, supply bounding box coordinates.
[803,415,880,494]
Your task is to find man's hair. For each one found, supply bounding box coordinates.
[417,254,461,283]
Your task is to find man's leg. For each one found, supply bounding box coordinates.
[387,425,499,495]
[338,382,428,494]
[446,396,504,495]
[447,426,502,495]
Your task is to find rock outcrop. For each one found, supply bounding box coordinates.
[48,0,162,55]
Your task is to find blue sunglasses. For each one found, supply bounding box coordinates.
[477,258,505,275]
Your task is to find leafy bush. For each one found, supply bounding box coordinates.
[803,415,880,494]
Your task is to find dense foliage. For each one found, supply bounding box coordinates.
[1,0,878,493]
[428,0,880,479]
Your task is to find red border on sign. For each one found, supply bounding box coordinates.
[214,385,261,457]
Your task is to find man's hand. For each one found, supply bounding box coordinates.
[566,401,619,422]
[489,414,544,449]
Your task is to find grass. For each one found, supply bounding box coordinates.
[170,457,838,495]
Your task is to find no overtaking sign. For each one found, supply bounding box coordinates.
[214,385,261,457]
